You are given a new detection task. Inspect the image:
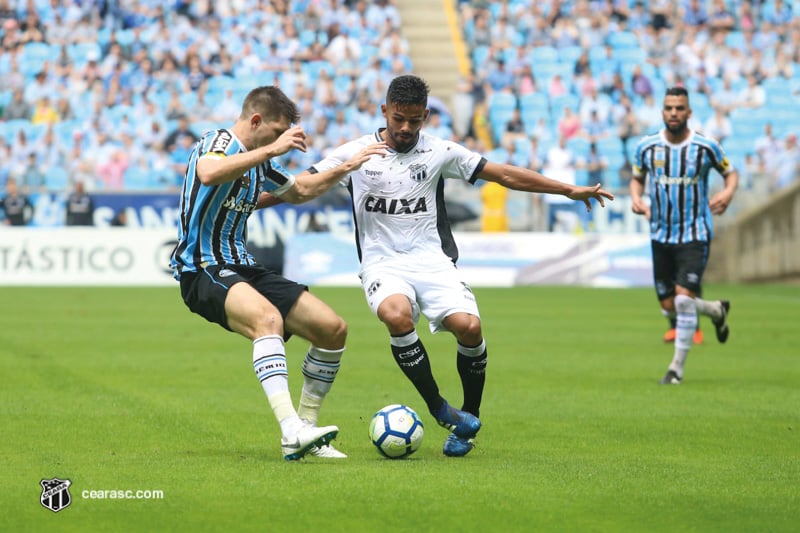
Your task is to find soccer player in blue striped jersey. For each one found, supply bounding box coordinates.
[170,86,385,459]
[630,87,738,385]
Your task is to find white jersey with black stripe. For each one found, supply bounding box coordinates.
[312,130,485,273]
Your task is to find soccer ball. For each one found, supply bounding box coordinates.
[368,404,424,459]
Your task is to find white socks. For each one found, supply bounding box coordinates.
[669,294,698,377]
[695,298,722,320]
[297,346,344,425]
[252,335,302,437]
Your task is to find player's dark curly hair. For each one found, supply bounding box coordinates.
[240,86,300,123]
[665,86,689,99]
[386,75,429,107]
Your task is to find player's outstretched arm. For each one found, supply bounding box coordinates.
[196,126,308,186]
[478,161,614,211]
[278,142,387,204]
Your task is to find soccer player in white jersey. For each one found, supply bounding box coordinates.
[310,75,614,456]
[630,87,738,385]
[171,86,385,460]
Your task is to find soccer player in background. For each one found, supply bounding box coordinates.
[308,75,614,456]
[630,86,737,385]
[170,86,385,460]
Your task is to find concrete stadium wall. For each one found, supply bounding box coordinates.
[706,182,800,283]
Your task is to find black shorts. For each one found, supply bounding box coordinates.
[651,240,710,300]
[179,263,307,335]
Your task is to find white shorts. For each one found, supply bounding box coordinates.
[360,265,480,334]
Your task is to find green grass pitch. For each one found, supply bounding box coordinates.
[2,284,798,532]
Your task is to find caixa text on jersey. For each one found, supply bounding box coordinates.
[364,196,427,215]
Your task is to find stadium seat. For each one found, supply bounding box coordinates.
[607,31,639,49]
[472,45,490,69]
[520,107,550,132]
[45,167,69,191]
[567,137,590,155]
[530,46,559,65]
[558,46,584,65]
[67,42,102,64]
[23,42,55,63]
[488,92,518,114]
[725,31,746,50]
[550,93,580,114]
[614,47,646,66]
[519,92,549,114]
[123,166,157,190]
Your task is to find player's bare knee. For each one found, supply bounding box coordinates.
[326,315,348,347]
[250,307,284,338]
[382,314,414,333]
[445,313,482,342]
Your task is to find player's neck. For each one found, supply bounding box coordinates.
[664,128,691,145]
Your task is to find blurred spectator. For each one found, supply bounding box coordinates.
[96,148,129,190]
[486,59,514,93]
[754,123,782,172]
[451,75,476,141]
[582,109,612,142]
[557,106,582,140]
[708,0,736,33]
[500,108,525,146]
[542,135,581,232]
[579,142,609,189]
[65,181,95,226]
[167,134,195,188]
[35,127,68,171]
[681,0,708,26]
[1,177,33,226]
[635,94,661,133]
[612,94,641,159]
[164,115,199,153]
[19,153,46,193]
[710,77,739,115]
[737,75,766,109]
[110,209,128,226]
[425,111,454,141]
[772,134,800,192]
[2,88,31,120]
[480,181,509,232]
[704,107,732,146]
[23,70,54,105]
[30,96,59,125]
[630,65,654,99]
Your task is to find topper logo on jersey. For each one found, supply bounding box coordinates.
[365,196,427,215]
[222,196,256,213]
[408,163,428,182]
[211,131,232,153]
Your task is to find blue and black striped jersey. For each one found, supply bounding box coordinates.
[632,129,733,244]
[170,128,295,279]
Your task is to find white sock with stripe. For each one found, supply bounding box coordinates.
[669,294,698,377]
[297,345,344,426]
[253,335,302,437]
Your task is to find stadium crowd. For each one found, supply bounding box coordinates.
[0,0,407,197]
[1,0,799,227]
[458,0,800,206]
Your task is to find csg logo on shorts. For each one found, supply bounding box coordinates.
[367,280,381,297]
